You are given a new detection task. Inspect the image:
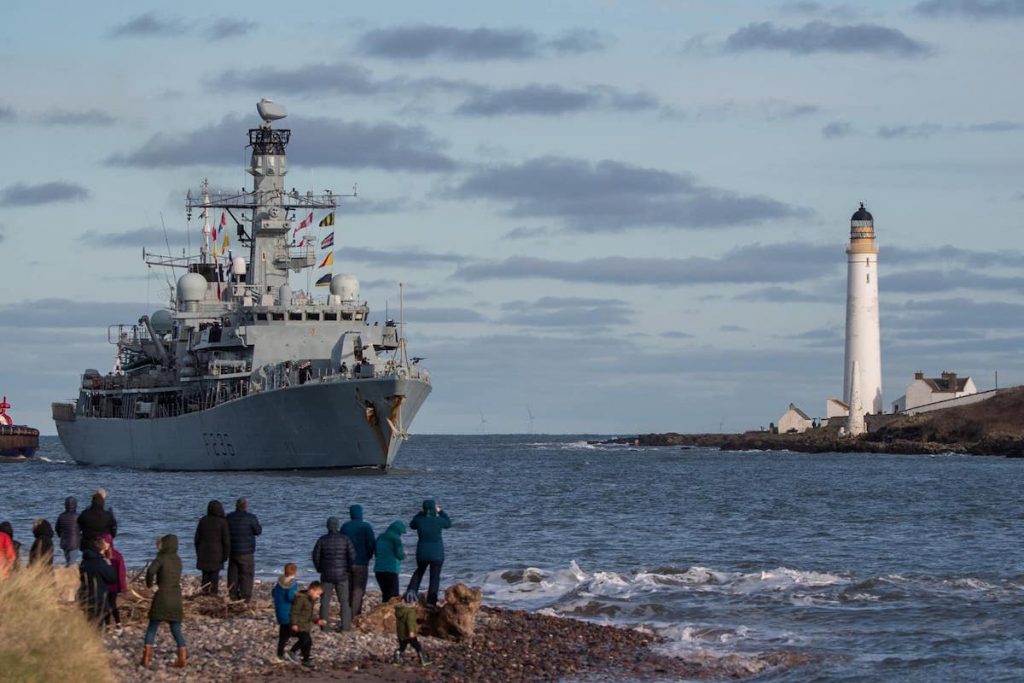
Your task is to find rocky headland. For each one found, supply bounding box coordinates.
[602,386,1024,457]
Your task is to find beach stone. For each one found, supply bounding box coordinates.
[355,582,482,642]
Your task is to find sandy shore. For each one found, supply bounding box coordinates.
[98,577,803,682]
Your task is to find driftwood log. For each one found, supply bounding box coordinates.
[355,582,483,641]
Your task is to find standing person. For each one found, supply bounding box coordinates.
[79,539,116,626]
[101,534,127,630]
[0,522,21,571]
[0,523,15,578]
[311,516,355,631]
[288,581,325,668]
[78,492,117,551]
[141,535,187,669]
[29,519,55,567]
[55,496,82,566]
[271,563,300,663]
[405,500,452,607]
[341,504,375,616]
[393,591,429,665]
[226,497,262,602]
[374,521,406,602]
[194,500,231,595]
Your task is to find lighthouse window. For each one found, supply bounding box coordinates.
[866,274,870,283]
[865,257,870,266]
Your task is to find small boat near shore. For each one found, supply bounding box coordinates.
[0,395,39,458]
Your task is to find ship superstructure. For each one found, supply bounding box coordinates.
[52,100,431,470]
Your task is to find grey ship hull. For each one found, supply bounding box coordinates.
[56,378,430,471]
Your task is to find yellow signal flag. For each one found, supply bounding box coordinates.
[319,212,335,227]
[222,233,230,251]
[318,251,334,268]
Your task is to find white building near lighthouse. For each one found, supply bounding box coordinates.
[838,203,883,421]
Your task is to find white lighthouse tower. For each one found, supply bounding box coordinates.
[842,203,882,418]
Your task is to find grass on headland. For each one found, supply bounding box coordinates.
[0,563,113,683]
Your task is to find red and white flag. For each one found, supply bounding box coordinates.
[292,211,314,238]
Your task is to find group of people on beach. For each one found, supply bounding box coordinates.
[0,491,452,670]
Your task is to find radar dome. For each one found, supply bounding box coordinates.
[177,272,207,303]
[150,309,174,335]
[330,274,360,302]
[257,98,287,122]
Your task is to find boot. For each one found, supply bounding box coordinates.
[140,645,153,668]
[392,648,402,664]
[173,647,188,668]
[418,649,430,666]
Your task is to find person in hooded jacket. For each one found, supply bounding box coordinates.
[312,516,355,631]
[100,533,127,629]
[29,518,55,567]
[374,521,406,602]
[0,522,21,572]
[142,534,187,669]
[226,497,262,602]
[79,538,116,625]
[271,562,299,662]
[78,492,117,552]
[55,496,82,566]
[340,504,375,616]
[0,523,16,579]
[405,500,452,607]
[194,500,231,595]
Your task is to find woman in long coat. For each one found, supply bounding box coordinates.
[193,500,230,595]
[141,535,187,669]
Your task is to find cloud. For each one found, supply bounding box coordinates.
[499,296,634,328]
[781,2,862,19]
[107,114,455,172]
[914,0,1024,18]
[343,197,420,215]
[964,120,1024,132]
[723,21,931,57]
[661,331,694,339]
[884,269,1024,293]
[455,84,658,117]
[876,123,943,139]
[79,227,187,249]
[734,285,841,303]
[502,226,552,240]
[887,297,1024,331]
[886,244,1024,268]
[0,181,90,207]
[341,246,470,268]
[401,306,486,323]
[109,12,190,38]
[37,109,117,126]
[720,324,749,332]
[204,18,257,40]
[454,242,842,286]
[822,121,856,138]
[209,62,383,96]
[0,105,15,122]
[356,25,607,61]
[452,156,808,232]
[0,299,151,328]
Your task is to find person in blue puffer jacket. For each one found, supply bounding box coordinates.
[340,504,375,616]
[405,499,452,606]
[271,563,299,663]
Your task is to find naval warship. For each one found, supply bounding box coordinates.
[52,100,431,470]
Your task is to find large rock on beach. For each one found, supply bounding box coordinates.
[356,582,483,641]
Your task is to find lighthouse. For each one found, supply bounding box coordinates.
[842,203,882,418]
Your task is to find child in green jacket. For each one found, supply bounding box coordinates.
[288,581,324,667]
[393,591,428,665]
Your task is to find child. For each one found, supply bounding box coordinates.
[393,591,429,665]
[271,563,299,663]
[288,581,325,667]
[100,534,127,631]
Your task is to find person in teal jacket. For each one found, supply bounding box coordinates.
[373,521,406,602]
[404,500,451,606]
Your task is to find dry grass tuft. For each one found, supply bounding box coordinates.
[0,564,113,683]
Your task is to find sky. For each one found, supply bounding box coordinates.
[1,0,1023,435]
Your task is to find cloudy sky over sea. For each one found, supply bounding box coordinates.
[1,0,1022,434]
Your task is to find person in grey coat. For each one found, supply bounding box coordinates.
[312,516,356,631]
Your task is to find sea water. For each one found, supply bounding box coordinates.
[4,435,1023,681]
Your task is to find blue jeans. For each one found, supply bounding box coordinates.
[144,620,185,647]
[407,560,444,605]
